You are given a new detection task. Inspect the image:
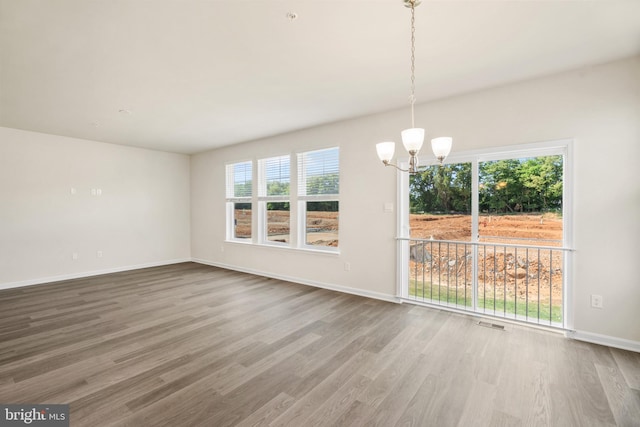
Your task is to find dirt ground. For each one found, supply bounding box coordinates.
[239,211,563,246]
[408,214,564,305]
[234,210,338,247]
[410,213,563,244]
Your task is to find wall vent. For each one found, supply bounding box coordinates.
[478,321,505,331]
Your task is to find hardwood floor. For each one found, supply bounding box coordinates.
[0,262,638,426]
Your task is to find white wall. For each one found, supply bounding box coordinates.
[190,116,400,301]
[0,127,191,286]
[191,56,640,345]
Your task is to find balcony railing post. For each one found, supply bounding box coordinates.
[472,243,479,312]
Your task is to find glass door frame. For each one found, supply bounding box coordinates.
[397,139,574,329]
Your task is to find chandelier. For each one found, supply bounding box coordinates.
[376,0,452,174]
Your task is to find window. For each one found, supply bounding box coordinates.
[410,161,472,241]
[400,140,572,328]
[226,161,252,240]
[225,147,340,253]
[258,155,290,245]
[297,147,339,249]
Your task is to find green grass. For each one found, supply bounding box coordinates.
[408,280,563,324]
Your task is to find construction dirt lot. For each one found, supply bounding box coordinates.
[240,211,563,247]
[410,213,563,243]
[408,214,564,308]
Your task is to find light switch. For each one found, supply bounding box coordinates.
[384,202,394,213]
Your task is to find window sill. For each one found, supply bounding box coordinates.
[225,239,253,245]
[223,240,340,256]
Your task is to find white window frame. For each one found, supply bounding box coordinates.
[225,160,254,243]
[258,154,291,247]
[297,147,340,253]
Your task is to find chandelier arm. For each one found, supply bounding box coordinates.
[382,161,410,173]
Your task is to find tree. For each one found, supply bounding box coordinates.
[266,201,290,211]
[234,181,252,198]
[479,159,523,213]
[518,156,562,212]
[411,156,562,215]
[306,173,339,195]
[266,181,290,196]
[410,163,471,213]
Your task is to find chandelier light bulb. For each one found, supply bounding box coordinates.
[431,137,453,160]
[376,142,396,163]
[401,128,424,153]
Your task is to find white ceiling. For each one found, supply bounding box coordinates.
[1,0,639,154]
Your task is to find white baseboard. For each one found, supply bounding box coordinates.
[0,258,191,291]
[566,330,640,353]
[192,258,401,304]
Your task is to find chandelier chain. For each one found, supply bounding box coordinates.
[375,0,453,173]
[409,1,416,128]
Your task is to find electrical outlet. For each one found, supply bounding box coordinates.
[591,294,603,309]
[97,251,103,258]
[344,262,351,271]
[72,252,78,260]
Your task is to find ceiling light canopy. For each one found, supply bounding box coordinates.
[376,0,452,174]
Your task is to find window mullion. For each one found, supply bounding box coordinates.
[471,159,480,311]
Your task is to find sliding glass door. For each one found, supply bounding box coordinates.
[400,141,572,328]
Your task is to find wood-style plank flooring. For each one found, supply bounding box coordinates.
[1,262,639,426]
